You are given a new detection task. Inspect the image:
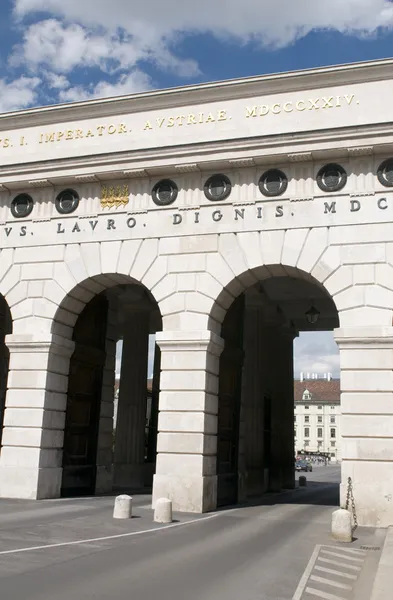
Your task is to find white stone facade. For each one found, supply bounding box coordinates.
[0,59,392,526]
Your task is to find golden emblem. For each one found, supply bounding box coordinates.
[101,184,129,209]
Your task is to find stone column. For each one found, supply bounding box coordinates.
[152,330,224,513]
[240,291,267,498]
[95,294,118,494]
[0,333,75,499]
[113,308,150,489]
[278,326,297,490]
[335,326,393,528]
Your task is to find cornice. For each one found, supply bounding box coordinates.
[0,58,393,130]
[0,122,391,189]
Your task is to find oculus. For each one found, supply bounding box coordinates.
[152,179,178,206]
[259,169,288,197]
[11,193,34,218]
[204,174,232,201]
[55,189,80,214]
[317,163,347,192]
[377,158,393,188]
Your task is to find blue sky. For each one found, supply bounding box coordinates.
[5,0,390,376]
[1,0,393,111]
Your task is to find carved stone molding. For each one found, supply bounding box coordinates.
[288,152,313,163]
[28,179,53,188]
[123,169,147,178]
[74,174,98,183]
[290,196,314,202]
[228,158,255,168]
[348,146,374,156]
[174,163,200,173]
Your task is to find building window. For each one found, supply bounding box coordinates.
[152,179,178,206]
[331,406,335,410]
[259,169,288,197]
[11,193,34,218]
[305,416,310,423]
[294,416,296,423]
[55,189,79,214]
[377,158,393,187]
[204,174,231,201]
[331,441,336,447]
[317,428,323,438]
[305,405,309,410]
[317,163,347,192]
[318,405,322,410]
[304,440,310,446]
[318,441,323,448]
[304,427,310,438]
[318,416,322,423]
[302,390,312,401]
[330,428,336,439]
[330,416,336,424]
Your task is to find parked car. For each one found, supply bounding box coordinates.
[295,460,312,472]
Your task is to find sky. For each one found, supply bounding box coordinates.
[4,1,392,376]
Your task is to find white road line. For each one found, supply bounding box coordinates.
[305,587,347,600]
[317,557,361,571]
[327,546,366,556]
[314,565,357,580]
[320,549,365,562]
[292,545,322,600]
[0,513,219,556]
[310,574,352,591]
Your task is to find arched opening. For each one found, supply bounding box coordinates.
[0,295,12,448]
[214,265,340,507]
[57,277,161,497]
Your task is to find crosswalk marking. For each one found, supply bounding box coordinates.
[317,557,361,571]
[320,549,365,563]
[309,574,353,590]
[332,547,366,556]
[314,565,357,580]
[305,586,348,600]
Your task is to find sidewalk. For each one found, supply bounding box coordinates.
[370,527,393,600]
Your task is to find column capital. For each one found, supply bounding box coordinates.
[5,334,75,357]
[334,326,393,348]
[156,330,224,357]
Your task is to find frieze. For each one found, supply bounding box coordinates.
[100,184,129,210]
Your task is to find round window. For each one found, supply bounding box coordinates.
[55,189,80,214]
[259,169,288,197]
[377,159,393,187]
[317,163,347,192]
[204,174,232,201]
[152,179,178,206]
[11,194,34,218]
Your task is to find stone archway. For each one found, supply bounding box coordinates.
[52,275,163,498]
[213,266,340,507]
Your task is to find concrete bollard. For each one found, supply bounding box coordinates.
[154,498,172,523]
[331,508,352,543]
[113,495,133,519]
[299,476,307,487]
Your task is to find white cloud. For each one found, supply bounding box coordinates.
[58,70,152,102]
[13,0,393,48]
[294,332,340,378]
[0,76,40,112]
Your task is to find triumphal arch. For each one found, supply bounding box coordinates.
[0,58,391,527]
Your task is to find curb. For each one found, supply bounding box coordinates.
[370,526,393,600]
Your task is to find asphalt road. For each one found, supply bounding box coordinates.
[0,466,385,600]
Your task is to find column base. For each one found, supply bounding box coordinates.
[95,466,113,494]
[340,480,393,528]
[245,468,267,497]
[0,466,62,499]
[113,463,148,490]
[152,474,217,513]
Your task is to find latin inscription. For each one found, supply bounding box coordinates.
[1,195,388,240]
[0,91,360,152]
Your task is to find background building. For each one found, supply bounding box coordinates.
[294,373,341,463]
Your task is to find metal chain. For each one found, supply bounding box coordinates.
[345,477,358,532]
